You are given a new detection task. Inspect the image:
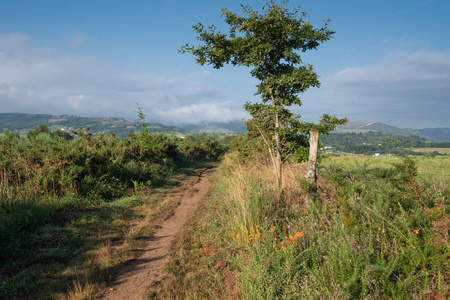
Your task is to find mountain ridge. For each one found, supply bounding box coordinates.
[0,113,188,138]
[335,121,450,142]
[1,113,449,141]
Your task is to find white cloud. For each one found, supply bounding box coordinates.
[331,51,450,85]
[302,50,450,128]
[155,102,248,124]
[67,94,87,110]
[66,31,86,47]
[0,33,32,49]
[2,33,448,129]
[0,35,244,125]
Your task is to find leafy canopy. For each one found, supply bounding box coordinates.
[180,0,334,107]
[180,0,347,170]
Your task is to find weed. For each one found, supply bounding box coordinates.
[0,128,224,298]
[163,152,449,299]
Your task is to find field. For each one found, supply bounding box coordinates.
[0,130,227,299]
[1,128,449,299]
[159,153,450,299]
[413,148,450,155]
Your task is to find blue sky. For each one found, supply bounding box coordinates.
[0,0,449,128]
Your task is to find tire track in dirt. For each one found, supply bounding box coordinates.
[97,167,211,300]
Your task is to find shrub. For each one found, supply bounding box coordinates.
[211,153,450,299]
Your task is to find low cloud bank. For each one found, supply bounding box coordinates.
[0,33,245,125]
[302,51,450,128]
[1,32,448,128]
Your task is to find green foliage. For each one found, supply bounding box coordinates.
[180,1,346,187]
[188,153,450,299]
[52,129,73,140]
[135,103,148,131]
[229,134,267,164]
[26,124,50,139]
[26,124,74,142]
[177,133,228,162]
[0,122,229,298]
[245,103,310,162]
[320,131,450,156]
[0,113,189,139]
[0,194,82,298]
[0,129,20,143]
[181,1,333,92]
[1,131,180,202]
[1,126,227,204]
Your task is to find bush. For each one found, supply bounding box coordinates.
[0,127,229,298]
[209,153,450,299]
[177,133,227,162]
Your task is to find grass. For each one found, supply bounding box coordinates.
[160,153,449,299]
[153,165,241,299]
[0,163,207,299]
[325,155,450,193]
[413,148,450,155]
[0,129,229,298]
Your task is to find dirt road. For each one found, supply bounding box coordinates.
[97,168,211,299]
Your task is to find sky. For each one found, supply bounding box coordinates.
[0,0,449,129]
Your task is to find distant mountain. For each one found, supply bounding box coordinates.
[416,128,450,142]
[183,120,448,141]
[336,121,431,139]
[183,120,247,134]
[3,114,448,141]
[0,113,188,138]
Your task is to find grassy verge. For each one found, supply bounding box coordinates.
[161,153,449,299]
[153,165,241,299]
[0,162,207,299]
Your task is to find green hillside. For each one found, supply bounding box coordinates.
[0,113,188,138]
[336,121,430,139]
[3,114,447,141]
[183,120,246,134]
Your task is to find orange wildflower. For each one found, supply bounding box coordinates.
[280,230,305,246]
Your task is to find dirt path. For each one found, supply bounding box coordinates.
[97,168,211,300]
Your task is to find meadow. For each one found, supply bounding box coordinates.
[160,150,449,299]
[0,128,227,298]
[1,126,449,299]
[413,148,450,155]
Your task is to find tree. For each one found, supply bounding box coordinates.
[27,124,51,140]
[180,0,346,190]
[136,103,148,133]
[53,129,74,140]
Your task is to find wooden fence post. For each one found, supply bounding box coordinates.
[305,129,319,184]
[304,129,319,207]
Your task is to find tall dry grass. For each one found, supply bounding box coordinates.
[214,153,449,299]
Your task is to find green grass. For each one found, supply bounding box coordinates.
[0,129,229,298]
[153,167,240,299]
[413,148,450,155]
[161,153,450,299]
[0,161,209,299]
[326,155,450,191]
[434,148,450,155]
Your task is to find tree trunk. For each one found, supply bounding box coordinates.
[271,94,282,191]
[305,129,319,184]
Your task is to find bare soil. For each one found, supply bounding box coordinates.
[96,167,211,300]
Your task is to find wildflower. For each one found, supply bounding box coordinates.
[293,231,304,241]
[268,226,276,236]
[280,230,305,247]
